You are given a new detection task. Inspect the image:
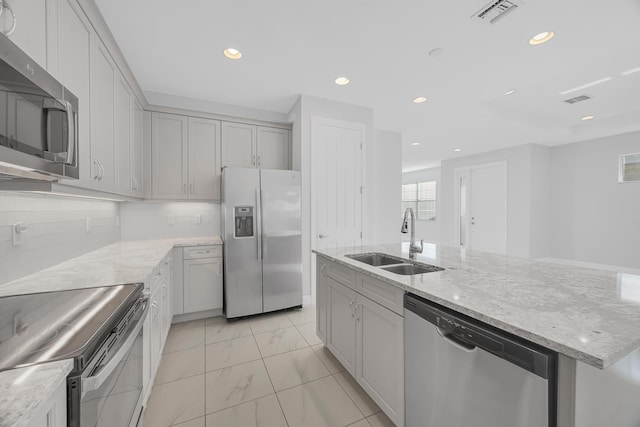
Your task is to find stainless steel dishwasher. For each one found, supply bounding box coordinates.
[404,293,557,427]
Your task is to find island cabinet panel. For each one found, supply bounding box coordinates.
[327,276,357,376]
[356,295,404,426]
[357,273,404,316]
[316,256,328,343]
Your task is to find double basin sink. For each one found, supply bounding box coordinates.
[345,253,444,275]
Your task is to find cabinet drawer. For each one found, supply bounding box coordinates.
[326,260,356,290]
[357,274,404,316]
[183,245,222,259]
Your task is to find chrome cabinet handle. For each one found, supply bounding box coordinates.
[349,299,355,317]
[355,303,361,321]
[97,161,104,181]
[318,234,327,239]
[183,183,187,194]
[257,156,261,167]
[0,3,17,36]
[252,155,256,166]
[93,160,99,180]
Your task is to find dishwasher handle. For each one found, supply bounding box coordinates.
[436,326,477,353]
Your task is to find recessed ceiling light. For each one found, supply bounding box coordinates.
[411,142,421,146]
[223,48,242,59]
[335,77,350,86]
[581,115,595,121]
[529,31,554,45]
[504,89,516,95]
[413,97,427,104]
[454,148,462,152]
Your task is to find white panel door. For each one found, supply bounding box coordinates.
[151,112,188,199]
[188,117,221,200]
[183,258,223,313]
[221,121,256,168]
[326,276,357,376]
[257,127,289,169]
[312,117,364,251]
[53,0,93,188]
[468,163,508,254]
[115,76,131,195]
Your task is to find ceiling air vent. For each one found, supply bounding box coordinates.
[473,0,521,24]
[563,95,592,104]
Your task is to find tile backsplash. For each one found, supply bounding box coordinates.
[0,193,120,284]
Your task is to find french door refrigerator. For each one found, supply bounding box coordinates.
[222,167,302,318]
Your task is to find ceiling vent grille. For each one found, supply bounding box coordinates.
[473,0,521,24]
[563,95,592,104]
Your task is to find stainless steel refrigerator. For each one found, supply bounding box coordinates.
[222,167,302,318]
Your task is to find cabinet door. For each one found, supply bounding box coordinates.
[356,295,404,427]
[183,258,223,313]
[150,289,162,380]
[327,277,357,375]
[188,117,221,200]
[316,257,328,344]
[172,248,184,315]
[161,273,171,343]
[6,0,48,69]
[90,38,117,191]
[25,380,67,427]
[130,97,144,197]
[221,121,256,168]
[257,127,289,170]
[115,76,132,195]
[52,0,93,188]
[151,112,188,199]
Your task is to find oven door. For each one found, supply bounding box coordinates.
[68,300,149,427]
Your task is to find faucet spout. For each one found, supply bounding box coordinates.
[401,208,424,259]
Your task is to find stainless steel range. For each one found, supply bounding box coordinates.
[0,283,148,427]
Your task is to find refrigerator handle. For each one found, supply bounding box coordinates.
[256,188,262,260]
[260,189,266,260]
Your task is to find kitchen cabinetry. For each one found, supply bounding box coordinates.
[317,256,404,427]
[221,122,290,170]
[90,37,117,192]
[4,0,48,69]
[130,98,144,197]
[25,381,66,427]
[147,254,173,387]
[183,246,223,313]
[115,76,131,194]
[151,113,220,200]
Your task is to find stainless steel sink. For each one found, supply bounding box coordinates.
[381,263,444,275]
[345,252,445,275]
[345,253,405,266]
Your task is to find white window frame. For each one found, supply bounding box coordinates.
[402,180,436,220]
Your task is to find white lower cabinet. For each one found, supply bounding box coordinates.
[318,256,405,427]
[26,381,66,427]
[146,254,173,389]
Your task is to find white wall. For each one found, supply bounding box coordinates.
[120,202,219,240]
[402,167,442,243]
[369,130,403,245]
[0,193,120,284]
[549,131,640,269]
[440,144,551,258]
[290,95,375,297]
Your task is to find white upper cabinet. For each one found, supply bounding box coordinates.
[188,117,221,200]
[47,0,93,188]
[90,37,117,192]
[130,97,144,197]
[116,76,132,195]
[151,112,188,199]
[5,0,48,69]
[221,122,256,168]
[257,127,290,169]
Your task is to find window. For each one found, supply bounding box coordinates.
[402,181,436,220]
[619,153,640,183]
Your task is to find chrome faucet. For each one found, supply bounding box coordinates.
[401,208,424,259]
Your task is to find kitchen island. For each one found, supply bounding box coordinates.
[314,242,640,427]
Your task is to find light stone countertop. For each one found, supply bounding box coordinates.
[314,242,640,369]
[0,359,73,427]
[0,236,222,426]
[0,236,222,297]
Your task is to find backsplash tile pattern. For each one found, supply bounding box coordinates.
[0,193,120,284]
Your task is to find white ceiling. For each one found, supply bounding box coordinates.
[95,0,640,172]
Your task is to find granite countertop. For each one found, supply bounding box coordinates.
[0,360,73,427]
[0,236,223,297]
[0,236,222,426]
[314,243,640,369]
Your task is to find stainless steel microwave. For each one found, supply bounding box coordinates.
[0,32,79,181]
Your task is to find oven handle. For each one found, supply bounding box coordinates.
[81,298,149,397]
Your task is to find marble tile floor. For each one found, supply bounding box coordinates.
[143,305,395,427]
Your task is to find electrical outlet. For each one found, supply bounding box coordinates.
[167,215,175,225]
[86,218,91,232]
[194,214,201,224]
[12,222,27,246]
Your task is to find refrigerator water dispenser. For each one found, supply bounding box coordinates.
[234,206,254,238]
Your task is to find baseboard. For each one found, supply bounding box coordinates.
[172,309,223,324]
[536,257,640,275]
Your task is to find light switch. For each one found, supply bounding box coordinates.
[168,215,175,225]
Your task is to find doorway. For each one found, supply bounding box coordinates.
[455,162,508,255]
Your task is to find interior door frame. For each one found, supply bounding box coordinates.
[454,161,508,252]
[310,116,367,304]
